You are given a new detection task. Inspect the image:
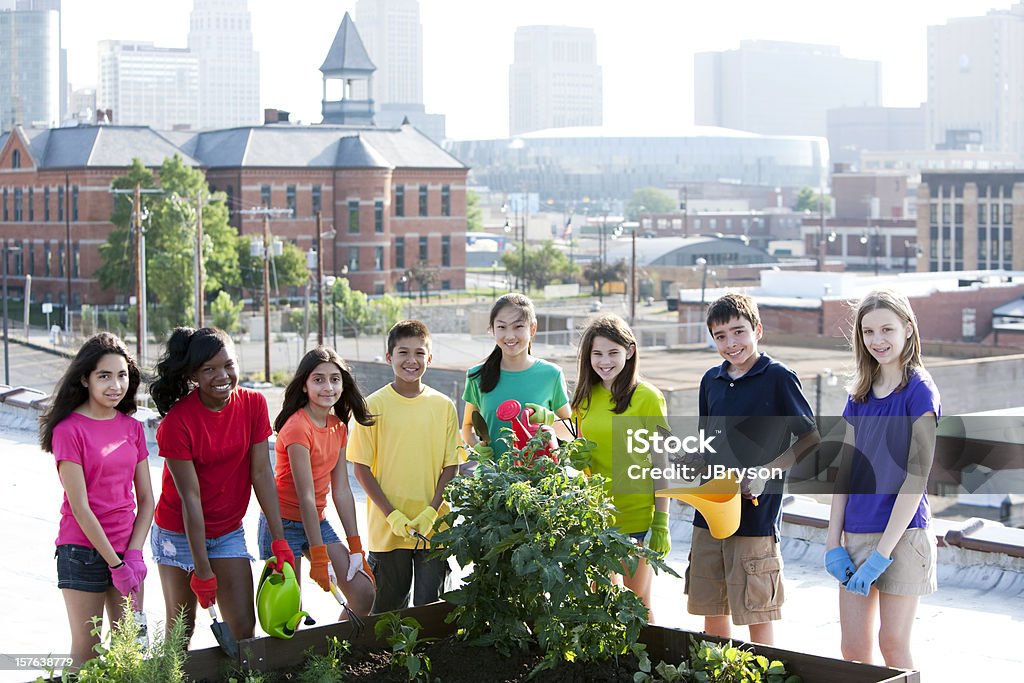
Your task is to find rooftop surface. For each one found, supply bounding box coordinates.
[1,422,1022,682]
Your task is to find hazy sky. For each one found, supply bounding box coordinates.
[61,0,1011,139]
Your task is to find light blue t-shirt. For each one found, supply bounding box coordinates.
[463,357,570,462]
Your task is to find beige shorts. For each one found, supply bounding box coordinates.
[844,527,936,596]
[685,527,784,626]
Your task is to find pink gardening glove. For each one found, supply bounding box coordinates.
[110,561,142,596]
[123,549,148,589]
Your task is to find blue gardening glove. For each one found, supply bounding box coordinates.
[525,403,556,426]
[648,511,671,558]
[824,547,857,585]
[471,442,493,460]
[845,550,893,596]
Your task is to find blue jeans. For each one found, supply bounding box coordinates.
[149,524,252,571]
[257,514,342,559]
[56,545,119,593]
[368,549,450,613]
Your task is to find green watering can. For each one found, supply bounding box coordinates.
[256,555,315,639]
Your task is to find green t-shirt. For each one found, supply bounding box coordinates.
[574,381,668,534]
[462,357,570,462]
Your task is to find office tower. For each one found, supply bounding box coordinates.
[508,25,603,136]
[187,0,260,129]
[355,0,422,106]
[927,4,1024,154]
[695,40,880,137]
[0,4,61,131]
[97,41,200,130]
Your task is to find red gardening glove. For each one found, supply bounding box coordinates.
[123,549,147,589]
[190,573,218,609]
[308,544,331,592]
[346,535,375,588]
[269,539,295,573]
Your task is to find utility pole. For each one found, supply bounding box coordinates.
[316,211,325,345]
[110,185,161,366]
[239,206,291,383]
[630,225,637,325]
[195,190,204,328]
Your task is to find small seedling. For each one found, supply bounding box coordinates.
[375,613,436,681]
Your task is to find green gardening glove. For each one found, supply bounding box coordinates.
[525,403,556,426]
[385,509,412,538]
[648,511,671,558]
[471,442,493,460]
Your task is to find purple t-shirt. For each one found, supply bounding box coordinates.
[53,412,149,552]
[842,369,941,533]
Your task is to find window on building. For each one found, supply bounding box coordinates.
[374,246,384,271]
[419,235,428,261]
[395,236,405,269]
[72,186,79,222]
[442,280,451,291]
[225,185,234,217]
[441,185,450,216]
[1004,203,1013,225]
[44,187,50,221]
[418,184,428,216]
[394,185,405,216]
[286,185,296,216]
[57,185,64,222]
[11,150,20,168]
[2,188,7,221]
[374,200,384,233]
[261,185,271,208]
[44,242,51,276]
[312,185,322,215]
[73,242,80,278]
[348,200,360,233]
[13,188,22,221]
[27,188,33,221]
[348,247,359,272]
[12,242,23,275]
[27,241,34,276]
[441,235,451,266]
[57,242,65,276]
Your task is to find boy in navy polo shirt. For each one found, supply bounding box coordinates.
[686,292,818,645]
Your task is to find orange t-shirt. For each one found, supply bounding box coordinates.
[274,408,347,522]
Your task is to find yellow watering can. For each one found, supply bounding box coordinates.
[655,471,741,539]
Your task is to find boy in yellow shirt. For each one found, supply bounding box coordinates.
[347,320,462,612]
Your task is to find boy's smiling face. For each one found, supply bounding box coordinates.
[387,334,432,384]
[709,315,762,375]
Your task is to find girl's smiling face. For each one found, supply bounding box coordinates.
[492,305,535,360]
[193,346,238,409]
[83,353,130,414]
[304,362,344,411]
[860,307,912,368]
[590,335,633,390]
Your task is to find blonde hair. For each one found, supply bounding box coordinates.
[848,289,923,403]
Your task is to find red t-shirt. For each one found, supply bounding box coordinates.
[274,408,347,522]
[154,387,272,538]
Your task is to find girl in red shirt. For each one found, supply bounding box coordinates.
[258,346,376,616]
[149,327,293,643]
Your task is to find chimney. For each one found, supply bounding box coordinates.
[105,108,113,124]
[264,108,290,124]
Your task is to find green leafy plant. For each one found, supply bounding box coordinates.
[682,639,801,683]
[434,434,675,675]
[375,613,436,681]
[296,635,350,683]
[46,600,189,682]
[228,670,272,683]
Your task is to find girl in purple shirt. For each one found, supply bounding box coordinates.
[825,290,939,670]
[40,333,155,667]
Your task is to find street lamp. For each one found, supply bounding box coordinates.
[323,275,338,349]
[251,228,283,382]
[696,257,709,313]
[2,241,12,384]
[903,240,922,273]
[860,226,881,276]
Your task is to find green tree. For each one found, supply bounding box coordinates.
[405,260,438,302]
[210,291,244,333]
[236,237,310,297]
[582,258,627,293]
[97,155,240,329]
[466,189,483,232]
[794,187,832,213]
[501,240,579,290]
[626,187,676,220]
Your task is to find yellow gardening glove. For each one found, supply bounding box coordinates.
[385,509,412,538]
[410,506,439,537]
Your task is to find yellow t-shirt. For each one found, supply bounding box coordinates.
[347,384,463,552]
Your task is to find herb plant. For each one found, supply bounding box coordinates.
[296,635,350,683]
[684,639,801,683]
[375,613,436,681]
[435,434,676,674]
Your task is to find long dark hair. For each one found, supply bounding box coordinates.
[150,327,232,416]
[275,346,375,432]
[571,314,639,415]
[468,293,536,393]
[40,332,141,453]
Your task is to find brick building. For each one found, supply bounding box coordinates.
[0,121,467,306]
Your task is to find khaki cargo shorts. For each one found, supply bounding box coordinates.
[685,526,784,626]
[844,527,937,596]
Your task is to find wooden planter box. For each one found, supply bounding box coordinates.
[176,601,917,683]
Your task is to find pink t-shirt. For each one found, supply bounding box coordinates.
[53,411,149,552]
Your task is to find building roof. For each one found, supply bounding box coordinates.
[185,123,463,169]
[320,12,375,75]
[3,125,202,169]
[993,298,1024,319]
[606,235,774,268]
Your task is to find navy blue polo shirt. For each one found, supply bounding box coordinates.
[695,352,816,538]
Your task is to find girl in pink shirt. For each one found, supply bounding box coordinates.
[40,333,154,667]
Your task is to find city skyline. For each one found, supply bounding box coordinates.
[59,0,1010,139]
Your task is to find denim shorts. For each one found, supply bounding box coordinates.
[257,514,341,559]
[629,531,648,543]
[150,524,252,571]
[56,544,120,593]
